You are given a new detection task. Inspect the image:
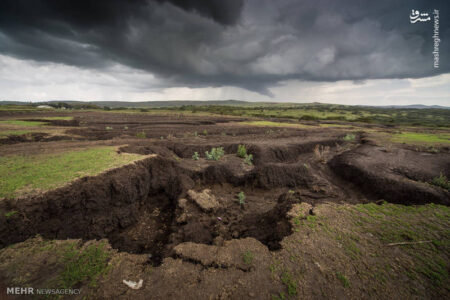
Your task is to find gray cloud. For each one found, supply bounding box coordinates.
[0,0,448,94]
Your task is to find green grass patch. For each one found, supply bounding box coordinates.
[391,132,450,145]
[414,255,448,287]
[42,116,74,120]
[0,120,48,127]
[243,251,254,264]
[0,130,33,137]
[59,243,111,289]
[349,202,450,287]
[271,292,286,300]
[305,215,318,228]
[343,133,356,141]
[136,131,146,138]
[336,272,350,288]
[430,173,450,191]
[4,210,17,218]
[319,123,353,128]
[240,121,312,129]
[281,271,298,296]
[0,147,144,198]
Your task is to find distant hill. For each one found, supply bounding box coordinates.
[0,100,448,109]
[0,100,261,108]
[375,104,450,109]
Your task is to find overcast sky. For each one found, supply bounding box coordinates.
[0,0,448,105]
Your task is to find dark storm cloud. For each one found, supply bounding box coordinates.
[0,0,448,93]
[156,0,244,25]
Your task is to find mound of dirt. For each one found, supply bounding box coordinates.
[252,139,343,164]
[0,132,79,145]
[174,237,271,271]
[246,163,315,189]
[187,189,220,212]
[329,145,450,205]
[0,132,49,144]
[0,156,190,247]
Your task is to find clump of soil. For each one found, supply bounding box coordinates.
[0,132,50,144]
[329,145,450,205]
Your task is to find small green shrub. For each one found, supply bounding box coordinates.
[244,154,253,165]
[271,292,286,300]
[237,144,247,158]
[105,126,113,130]
[281,272,298,296]
[431,173,450,191]
[299,114,318,121]
[203,129,208,136]
[343,133,356,141]
[123,126,128,130]
[237,191,245,206]
[194,131,198,137]
[136,132,146,138]
[4,211,17,218]
[205,147,224,161]
[192,152,200,160]
[336,272,350,288]
[243,251,254,264]
[427,146,439,153]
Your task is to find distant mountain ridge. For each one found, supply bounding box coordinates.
[374,104,450,109]
[0,100,258,108]
[0,100,448,109]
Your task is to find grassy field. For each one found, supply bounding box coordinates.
[241,120,313,129]
[278,201,450,298]
[2,103,449,127]
[0,117,77,138]
[42,116,74,120]
[0,120,49,137]
[0,146,145,198]
[0,237,112,297]
[241,120,354,129]
[0,130,33,137]
[0,120,48,127]
[166,103,450,127]
[392,132,450,144]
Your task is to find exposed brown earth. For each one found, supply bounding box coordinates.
[0,111,448,299]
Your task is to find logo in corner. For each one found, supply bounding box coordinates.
[410,10,431,23]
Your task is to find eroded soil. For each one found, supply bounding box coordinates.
[0,111,449,299]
